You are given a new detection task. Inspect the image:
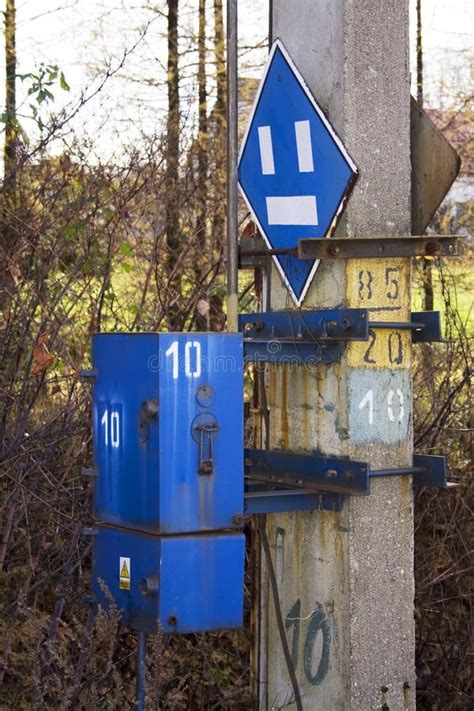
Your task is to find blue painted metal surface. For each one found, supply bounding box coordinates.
[92,333,243,533]
[238,39,357,305]
[92,525,245,634]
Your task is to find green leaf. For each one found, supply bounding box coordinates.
[37,88,55,104]
[60,72,70,92]
[18,124,30,145]
[122,262,132,273]
[65,223,83,240]
[119,243,133,257]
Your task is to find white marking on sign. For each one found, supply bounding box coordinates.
[119,556,130,590]
[258,125,275,175]
[266,195,319,226]
[387,388,404,422]
[349,369,411,444]
[358,389,374,425]
[101,408,121,448]
[165,340,202,379]
[184,341,201,378]
[294,120,314,172]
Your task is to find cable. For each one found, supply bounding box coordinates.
[258,515,304,711]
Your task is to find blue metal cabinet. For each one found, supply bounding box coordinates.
[92,525,245,634]
[92,333,244,533]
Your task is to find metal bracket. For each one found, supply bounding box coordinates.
[245,448,369,496]
[239,237,273,269]
[238,235,461,267]
[371,454,449,488]
[82,526,98,536]
[297,235,460,260]
[244,487,343,514]
[243,451,449,514]
[239,309,368,364]
[79,369,97,381]
[370,311,450,343]
[239,308,448,364]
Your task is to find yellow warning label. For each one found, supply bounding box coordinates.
[119,556,130,590]
[120,560,129,578]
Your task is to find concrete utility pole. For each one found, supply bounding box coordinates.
[260,1,415,709]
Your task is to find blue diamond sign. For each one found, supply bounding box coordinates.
[238,40,358,305]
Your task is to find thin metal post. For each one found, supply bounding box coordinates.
[226,0,239,332]
[135,631,147,711]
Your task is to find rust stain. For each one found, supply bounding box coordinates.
[293,514,302,593]
[301,369,310,446]
[400,470,412,500]
[268,366,276,409]
[318,510,329,558]
[279,367,289,449]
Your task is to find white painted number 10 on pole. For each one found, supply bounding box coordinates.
[358,388,405,425]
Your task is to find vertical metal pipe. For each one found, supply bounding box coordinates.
[226,0,239,332]
[135,631,147,711]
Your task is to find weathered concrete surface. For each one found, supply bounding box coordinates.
[260,1,415,709]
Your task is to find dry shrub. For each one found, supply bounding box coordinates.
[413,248,473,710]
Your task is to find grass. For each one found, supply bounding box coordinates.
[412,255,473,336]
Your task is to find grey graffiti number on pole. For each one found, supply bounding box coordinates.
[285,599,331,686]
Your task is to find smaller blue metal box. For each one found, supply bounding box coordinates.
[92,525,245,634]
[92,333,244,534]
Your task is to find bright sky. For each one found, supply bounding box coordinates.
[1,0,472,161]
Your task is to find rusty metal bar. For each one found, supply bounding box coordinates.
[298,235,460,259]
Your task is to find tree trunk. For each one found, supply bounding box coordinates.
[195,0,209,330]
[166,0,181,329]
[417,0,434,311]
[214,0,225,121]
[1,0,17,313]
[211,0,226,254]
